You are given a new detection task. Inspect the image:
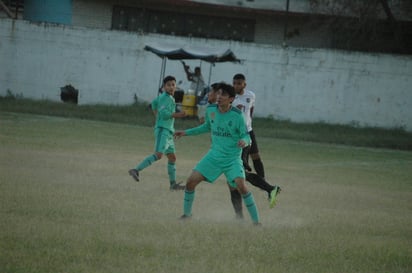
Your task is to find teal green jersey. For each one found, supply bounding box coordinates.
[151,95,159,112]
[155,92,176,133]
[185,104,251,160]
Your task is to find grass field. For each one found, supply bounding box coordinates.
[1,111,412,273]
[1,97,411,150]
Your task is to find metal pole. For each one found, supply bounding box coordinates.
[0,0,14,18]
[195,60,202,96]
[158,57,166,94]
[162,57,167,82]
[208,63,213,86]
[15,0,20,19]
[283,0,290,47]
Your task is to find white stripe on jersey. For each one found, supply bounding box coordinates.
[232,90,255,132]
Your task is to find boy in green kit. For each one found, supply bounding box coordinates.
[129,75,187,190]
[174,83,261,225]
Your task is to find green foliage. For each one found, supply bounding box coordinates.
[4,89,23,99]
[0,97,155,127]
[253,118,412,150]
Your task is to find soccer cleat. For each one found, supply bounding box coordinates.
[269,185,281,208]
[253,222,262,226]
[170,182,185,191]
[179,214,192,221]
[128,169,140,182]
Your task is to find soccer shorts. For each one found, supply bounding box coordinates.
[154,127,175,154]
[193,151,245,188]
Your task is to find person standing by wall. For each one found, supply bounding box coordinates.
[181,61,207,103]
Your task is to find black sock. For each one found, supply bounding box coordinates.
[242,146,252,171]
[253,158,265,178]
[230,190,243,218]
[246,172,274,194]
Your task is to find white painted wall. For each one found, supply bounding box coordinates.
[1,19,411,131]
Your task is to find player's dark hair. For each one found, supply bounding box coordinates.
[210,82,221,91]
[163,75,176,84]
[219,82,236,98]
[233,73,246,80]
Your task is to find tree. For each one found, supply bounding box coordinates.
[308,0,411,54]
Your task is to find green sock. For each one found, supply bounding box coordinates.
[136,154,158,171]
[167,162,176,186]
[242,192,260,224]
[183,190,195,216]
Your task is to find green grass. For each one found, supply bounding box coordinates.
[1,112,411,273]
[1,96,411,150]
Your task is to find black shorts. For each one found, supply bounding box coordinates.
[249,130,259,154]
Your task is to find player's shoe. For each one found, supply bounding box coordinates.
[170,182,185,191]
[128,169,140,182]
[269,185,281,208]
[253,222,262,226]
[179,214,192,221]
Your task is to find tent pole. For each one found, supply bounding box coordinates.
[208,63,213,86]
[195,60,202,95]
[158,57,166,94]
[162,56,167,82]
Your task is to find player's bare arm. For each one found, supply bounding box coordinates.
[174,131,186,139]
[238,140,248,148]
[173,111,187,118]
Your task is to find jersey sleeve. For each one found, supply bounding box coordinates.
[151,96,159,112]
[185,123,210,136]
[185,105,212,135]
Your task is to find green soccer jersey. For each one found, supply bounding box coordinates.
[151,95,159,112]
[155,92,176,133]
[185,104,251,160]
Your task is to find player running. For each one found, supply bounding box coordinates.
[231,74,281,214]
[174,83,261,225]
[128,75,187,190]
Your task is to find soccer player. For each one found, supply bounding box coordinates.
[199,82,281,218]
[231,73,281,215]
[128,75,187,190]
[174,83,261,225]
[197,82,219,124]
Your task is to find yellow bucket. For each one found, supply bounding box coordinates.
[182,105,197,116]
[182,94,196,107]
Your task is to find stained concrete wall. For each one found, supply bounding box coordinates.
[1,19,411,131]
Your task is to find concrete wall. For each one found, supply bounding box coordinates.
[70,0,332,49]
[1,18,411,131]
[72,0,112,29]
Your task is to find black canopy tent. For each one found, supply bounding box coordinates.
[144,43,242,91]
[144,43,241,62]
